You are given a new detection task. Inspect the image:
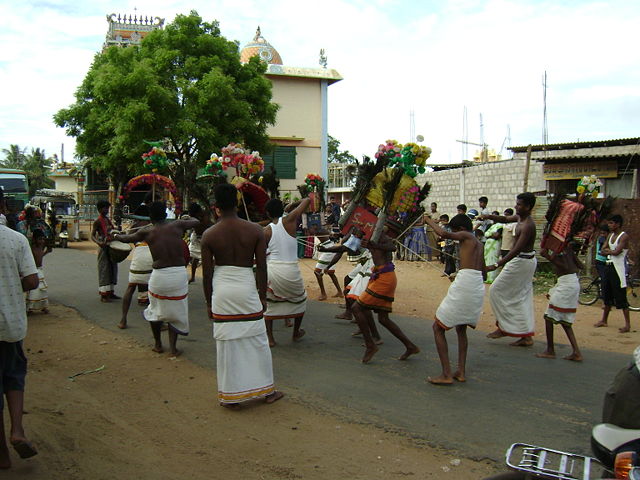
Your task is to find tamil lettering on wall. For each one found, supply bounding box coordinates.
[543,161,617,180]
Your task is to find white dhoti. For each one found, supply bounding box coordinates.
[346,258,373,300]
[128,243,153,285]
[26,267,48,311]
[435,269,484,329]
[265,261,307,320]
[212,265,275,404]
[544,273,579,325]
[144,267,189,335]
[189,232,202,260]
[489,254,537,337]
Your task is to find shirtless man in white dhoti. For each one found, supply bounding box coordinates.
[200,183,284,408]
[263,197,311,347]
[114,202,199,355]
[481,192,537,347]
[535,244,583,361]
[424,213,485,385]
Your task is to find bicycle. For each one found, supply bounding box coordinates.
[578,273,640,311]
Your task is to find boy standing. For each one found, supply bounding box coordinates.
[535,245,583,362]
[424,214,485,385]
[314,233,344,300]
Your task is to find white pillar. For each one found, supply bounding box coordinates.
[320,79,328,197]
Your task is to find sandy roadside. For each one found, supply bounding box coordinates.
[4,304,498,479]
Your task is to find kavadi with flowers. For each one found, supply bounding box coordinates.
[199,143,270,221]
[541,175,613,257]
[339,140,432,242]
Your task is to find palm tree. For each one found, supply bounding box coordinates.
[1,144,27,169]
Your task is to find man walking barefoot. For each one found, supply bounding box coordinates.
[482,193,537,346]
[201,184,283,408]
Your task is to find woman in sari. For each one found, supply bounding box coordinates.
[483,212,503,284]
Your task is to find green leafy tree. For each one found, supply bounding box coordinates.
[1,145,54,196]
[54,11,278,204]
[328,135,357,164]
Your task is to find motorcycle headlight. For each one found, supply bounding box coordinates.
[615,451,639,479]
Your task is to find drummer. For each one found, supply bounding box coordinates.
[92,200,120,302]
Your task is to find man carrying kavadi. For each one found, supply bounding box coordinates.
[201,183,283,408]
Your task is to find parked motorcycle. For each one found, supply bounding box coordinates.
[59,220,69,248]
[484,347,640,479]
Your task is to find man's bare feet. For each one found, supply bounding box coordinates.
[317,294,328,301]
[509,337,533,347]
[189,278,195,284]
[100,296,110,303]
[398,345,420,360]
[619,326,631,333]
[265,391,285,404]
[152,346,164,353]
[268,337,276,347]
[486,329,505,339]
[535,351,556,359]
[335,312,352,320]
[361,345,379,363]
[169,349,182,358]
[293,329,306,341]
[594,321,607,328]
[42,308,49,314]
[452,371,466,382]
[333,292,343,298]
[427,375,453,385]
[110,294,122,300]
[351,330,362,336]
[338,304,347,309]
[285,319,293,328]
[360,338,384,347]
[221,402,241,410]
[117,321,127,329]
[563,353,583,362]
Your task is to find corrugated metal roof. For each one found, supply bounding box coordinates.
[509,137,640,152]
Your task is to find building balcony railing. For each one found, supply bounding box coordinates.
[328,162,355,190]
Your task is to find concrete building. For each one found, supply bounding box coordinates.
[240,28,342,195]
[509,138,640,198]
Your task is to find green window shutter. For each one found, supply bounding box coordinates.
[264,146,296,179]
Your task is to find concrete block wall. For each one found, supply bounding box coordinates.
[417,158,545,218]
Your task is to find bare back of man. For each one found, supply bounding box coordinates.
[147,221,194,269]
[202,218,262,267]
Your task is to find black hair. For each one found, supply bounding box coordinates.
[431,202,437,207]
[609,214,624,226]
[133,204,149,217]
[214,183,238,211]
[32,229,45,240]
[457,204,467,213]
[96,199,110,210]
[439,214,449,221]
[479,196,488,204]
[149,201,167,222]
[504,208,514,215]
[265,198,284,218]
[449,213,472,231]
[492,210,500,216]
[517,192,536,209]
[599,223,610,232]
[0,187,4,202]
[188,202,203,216]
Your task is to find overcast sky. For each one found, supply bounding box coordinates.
[1,0,638,165]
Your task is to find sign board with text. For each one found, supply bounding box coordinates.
[543,161,618,181]
[341,206,378,241]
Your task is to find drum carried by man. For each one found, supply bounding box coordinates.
[91,199,131,302]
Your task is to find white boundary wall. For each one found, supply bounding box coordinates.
[416,158,545,218]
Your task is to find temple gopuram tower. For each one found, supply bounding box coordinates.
[103,13,165,49]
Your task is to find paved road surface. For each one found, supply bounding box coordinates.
[44,247,628,461]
